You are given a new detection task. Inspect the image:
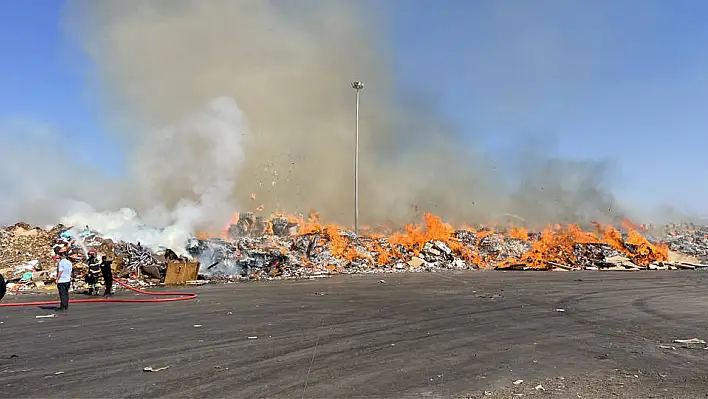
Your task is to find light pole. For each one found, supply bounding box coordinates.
[351,80,364,235]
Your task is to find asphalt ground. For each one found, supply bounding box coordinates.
[2,271,708,398]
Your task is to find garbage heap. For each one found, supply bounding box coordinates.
[187,212,697,280]
[0,223,62,272]
[3,213,708,289]
[0,223,63,292]
[0,224,191,293]
[662,224,708,263]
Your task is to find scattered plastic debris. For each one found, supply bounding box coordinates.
[673,338,705,344]
[143,366,170,372]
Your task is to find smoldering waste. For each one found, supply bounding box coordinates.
[2,214,708,290]
[187,212,704,277]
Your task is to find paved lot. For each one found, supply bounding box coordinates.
[2,271,708,398]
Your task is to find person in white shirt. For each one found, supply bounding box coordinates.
[56,252,73,311]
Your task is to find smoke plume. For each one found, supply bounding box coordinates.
[60,96,252,252]
[0,1,642,247]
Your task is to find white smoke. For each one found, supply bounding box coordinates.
[60,96,251,255]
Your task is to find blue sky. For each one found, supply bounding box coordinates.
[0,0,121,171]
[388,0,708,215]
[1,0,707,216]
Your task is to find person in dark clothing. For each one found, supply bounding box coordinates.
[0,273,6,301]
[57,281,70,310]
[100,255,114,296]
[85,250,102,295]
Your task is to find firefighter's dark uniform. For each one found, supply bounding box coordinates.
[86,254,102,295]
[0,273,6,301]
[101,257,114,296]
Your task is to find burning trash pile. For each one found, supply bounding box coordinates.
[187,212,687,280]
[2,211,708,289]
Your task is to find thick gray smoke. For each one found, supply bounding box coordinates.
[61,96,251,252]
[0,96,251,254]
[0,0,650,244]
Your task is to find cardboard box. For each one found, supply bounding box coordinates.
[164,262,199,285]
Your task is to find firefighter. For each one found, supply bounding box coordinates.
[101,254,114,297]
[0,273,6,301]
[85,250,102,296]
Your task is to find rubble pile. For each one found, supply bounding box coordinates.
[53,228,107,261]
[662,224,708,262]
[4,212,708,289]
[116,242,161,274]
[0,223,62,272]
[187,213,685,279]
[1,224,191,292]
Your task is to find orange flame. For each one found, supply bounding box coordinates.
[195,211,668,269]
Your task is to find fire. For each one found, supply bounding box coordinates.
[508,226,529,240]
[325,226,358,261]
[196,210,669,270]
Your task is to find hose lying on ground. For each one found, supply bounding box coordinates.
[0,277,197,307]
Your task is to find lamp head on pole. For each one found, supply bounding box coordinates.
[351,81,364,91]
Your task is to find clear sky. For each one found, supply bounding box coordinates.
[1,0,707,216]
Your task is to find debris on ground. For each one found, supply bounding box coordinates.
[186,213,679,278]
[0,223,62,272]
[4,212,708,287]
[143,366,169,372]
[672,338,705,344]
[662,224,708,262]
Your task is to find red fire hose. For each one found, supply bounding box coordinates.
[0,278,197,307]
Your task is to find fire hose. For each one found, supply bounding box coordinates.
[0,276,197,307]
